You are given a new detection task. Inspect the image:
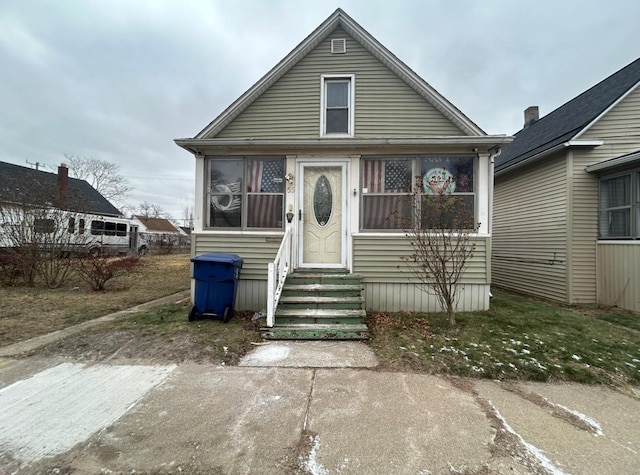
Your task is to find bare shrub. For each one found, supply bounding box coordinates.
[74,255,142,291]
[0,204,85,287]
[399,184,477,327]
[0,252,21,286]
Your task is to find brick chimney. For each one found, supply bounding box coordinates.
[58,163,69,210]
[524,106,539,128]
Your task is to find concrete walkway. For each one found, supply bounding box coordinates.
[1,310,639,474]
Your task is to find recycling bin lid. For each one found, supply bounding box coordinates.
[191,253,243,264]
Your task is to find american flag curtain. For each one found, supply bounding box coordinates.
[247,159,284,228]
[362,160,411,229]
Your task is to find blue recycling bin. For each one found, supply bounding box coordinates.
[189,253,243,322]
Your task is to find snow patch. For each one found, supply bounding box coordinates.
[303,434,328,475]
[550,402,603,437]
[249,345,290,363]
[489,402,569,475]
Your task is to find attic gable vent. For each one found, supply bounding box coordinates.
[331,38,346,54]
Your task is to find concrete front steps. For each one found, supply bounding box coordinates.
[262,272,369,340]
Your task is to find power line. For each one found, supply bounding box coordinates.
[126,174,193,181]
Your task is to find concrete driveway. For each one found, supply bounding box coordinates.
[1,341,639,474]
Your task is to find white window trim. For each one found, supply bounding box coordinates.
[597,168,639,240]
[320,74,355,137]
[359,155,478,232]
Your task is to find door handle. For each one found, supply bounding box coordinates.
[298,209,302,221]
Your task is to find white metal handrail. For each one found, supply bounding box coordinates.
[266,227,292,327]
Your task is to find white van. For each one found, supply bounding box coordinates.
[84,216,148,256]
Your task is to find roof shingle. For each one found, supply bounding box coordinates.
[495,57,640,173]
[0,161,122,217]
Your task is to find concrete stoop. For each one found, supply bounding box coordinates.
[262,272,368,340]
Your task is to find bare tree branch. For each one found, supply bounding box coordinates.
[65,155,132,206]
[181,202,194,230]
[135,201,171,219]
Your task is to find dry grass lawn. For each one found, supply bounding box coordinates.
[0,254,191,346]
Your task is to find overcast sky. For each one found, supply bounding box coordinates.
[2,0,639,224]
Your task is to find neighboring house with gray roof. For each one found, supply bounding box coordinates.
[131,215,187,246]
[0,161,122,217]
[0,161,148,255]
[493,58,640,312]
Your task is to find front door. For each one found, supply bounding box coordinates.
[298,162,347,269]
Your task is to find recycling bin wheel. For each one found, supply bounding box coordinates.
[222,306,232,323]
[188,305,198,322]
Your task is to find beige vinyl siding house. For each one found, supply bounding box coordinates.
[217,27,464,139]
[493,58,640,312]
[176,9,510,323]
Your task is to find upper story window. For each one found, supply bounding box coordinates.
[321,74,354,137]
[361,155,476,231]
[206,156,285,230]
[598,169,640,239]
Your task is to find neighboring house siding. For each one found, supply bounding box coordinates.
[580,85,640,152]
[568,149,599,304]
[192,233,282,280]
[215,27,463,139]
[569,87,640,303]
[596,242,640,312]
[492,154,568,301]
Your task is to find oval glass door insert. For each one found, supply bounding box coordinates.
[313,175,332,226]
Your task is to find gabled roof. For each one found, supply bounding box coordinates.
[133,216,180,233]
[194,8,485,139]
[495,57,640,173]
[0,161,122,217]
